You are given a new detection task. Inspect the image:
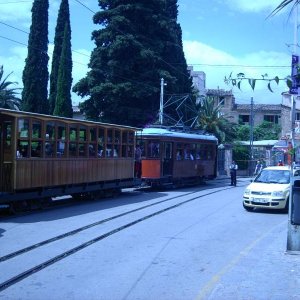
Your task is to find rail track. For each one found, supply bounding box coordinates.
[0,182,246,292]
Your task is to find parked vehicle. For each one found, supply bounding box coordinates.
[243,166,290,212]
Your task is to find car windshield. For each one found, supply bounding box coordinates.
[254,169,290,184]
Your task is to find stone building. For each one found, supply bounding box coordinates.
[207,88,300,139]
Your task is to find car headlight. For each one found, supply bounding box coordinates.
[244,188,250,196]
[272,191,284,197]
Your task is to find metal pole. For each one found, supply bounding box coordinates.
[287,3,300,253]
[249,97,254,176]
[159,78,164,125]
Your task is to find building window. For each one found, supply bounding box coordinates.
[264,115,279,124]
[218,96,225,106]
[296,112,300,121]
[239,115,250,124]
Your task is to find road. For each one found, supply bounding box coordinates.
[0,178,299,300]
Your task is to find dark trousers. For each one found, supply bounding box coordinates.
[230,171,236,186]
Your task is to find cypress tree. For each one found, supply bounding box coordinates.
[73,0,193,127]
[49,0,71,115]
[53,22,73,118]
[21,0,49,114]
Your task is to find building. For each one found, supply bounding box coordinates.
[187,66,206,102]
[207,88,300,140]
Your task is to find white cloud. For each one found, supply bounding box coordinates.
[183,40,291,104]
[0,2,31,22]
[224,0,285,13]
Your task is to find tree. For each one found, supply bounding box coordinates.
[196,96,237,143]
[0,65,21,110]
[53,22,73,118]
[49,0,71,115]
[73,0,193,127]
[236,121,281,141]
[21,0,49,114]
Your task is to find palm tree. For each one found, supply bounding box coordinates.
[0,65,21,110]
[196,96,236,143]
[269,0,300,17]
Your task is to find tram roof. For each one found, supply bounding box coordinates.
[0,108,140,131]
[139,127,218,142]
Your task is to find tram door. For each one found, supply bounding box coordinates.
[0,119,13,192]
[162,142,173,176]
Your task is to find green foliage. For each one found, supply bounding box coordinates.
[21,0,49,114]
[224,72,285,93]
[236,121,281,141]
[196,96,237,143]
[53,22,73,118]
[73,0,192,127]
[233,143,249,170]
[49,0,71,115]
[0,65,21,110]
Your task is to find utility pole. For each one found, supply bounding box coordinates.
[159,78,167,125]
[249,97,254,176]
[287,3,300,253]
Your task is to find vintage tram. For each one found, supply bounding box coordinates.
[0,108,139,210]
[136,126,218,187]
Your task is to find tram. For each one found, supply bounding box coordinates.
[0,108,139,210]
[136,126,218,187]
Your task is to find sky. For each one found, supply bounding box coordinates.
[0,0,297,106]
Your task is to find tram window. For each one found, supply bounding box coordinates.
[46,122,55,140]
[31,141,42,157]
[57,139,65,156]
[128,145,133,157]
[128,131,134,144]
[176,150,183,160]
[89,143,97,157]
[207,145,212,160]
[45,141,54,157]
[137,140,145,157]
[69,142,77,157]
[122,145,126,157]
[17,141,29,158]
[190,144,196,160]
[79,143,86,157]
[148,141,159,157]
[122,131,128,143]
[98,128,105,158]
[79,126,86,142]
[113,145,119,157]
[195,144,201,160]
[18,119,29,138]
[57,123,66,140]
[69,125,77,141]
[32,120,42,139]
[89,128,96,142]
[4,122,12,148]
[184,144,192,160]
[107,129,113,157]
[115,130,120,144]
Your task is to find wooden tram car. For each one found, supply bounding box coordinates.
[136,127,218,186]
[0,108,138,209]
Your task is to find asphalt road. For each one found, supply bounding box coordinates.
[0,177,299,300]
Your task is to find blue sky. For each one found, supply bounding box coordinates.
[0,0,296,105]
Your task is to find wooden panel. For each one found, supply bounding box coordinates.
[141,160,161,178]
[14,158,135,190]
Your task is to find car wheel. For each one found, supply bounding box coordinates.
[243,203,254,212]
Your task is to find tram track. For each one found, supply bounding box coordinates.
[0,183,246,292]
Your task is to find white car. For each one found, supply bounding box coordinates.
[243,166,290,212]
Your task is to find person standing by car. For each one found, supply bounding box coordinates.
[229,161,238,186]
[254,160,262,176]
